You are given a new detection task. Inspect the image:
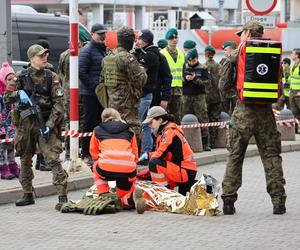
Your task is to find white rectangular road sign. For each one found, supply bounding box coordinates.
[245,14,276,28]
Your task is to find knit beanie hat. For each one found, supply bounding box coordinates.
[0,62,15,83]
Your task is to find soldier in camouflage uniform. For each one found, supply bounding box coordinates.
[183,48,211,151]
[57,27,90,160]
[204,45,222,148]
[219,41,237,116]
[99,27,147,141]
[4,44,68,208]
[221,21,287,215]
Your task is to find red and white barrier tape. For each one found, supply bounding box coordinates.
[1,118,298,143]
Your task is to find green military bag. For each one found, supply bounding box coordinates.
[95,83,108,108]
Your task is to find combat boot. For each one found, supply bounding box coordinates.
[133,188,146,214]
[273,204,286,215]
[223,200,236,215]
[37,154,52,171]
[202,136,211,151]
[15,193,35,206]
[55,195,68,211]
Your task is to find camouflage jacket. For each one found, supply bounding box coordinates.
[4,66,64,129]
[100,47,147,111]
[204,59,221,104]
[218,57,237,99]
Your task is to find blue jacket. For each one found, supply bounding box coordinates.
[79,39,107,96]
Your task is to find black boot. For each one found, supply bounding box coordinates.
[202,136,211,151]
[55,195,68,211]
[15,193,35,206]
[222,198,236,215]
[35,153,41,170]
[273,204,286,215]
[39,154,52,171]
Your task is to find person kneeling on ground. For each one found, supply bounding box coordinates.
[139,106,197,195]
[90,108,146,214]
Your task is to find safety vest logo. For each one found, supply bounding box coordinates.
[256,64,268,75]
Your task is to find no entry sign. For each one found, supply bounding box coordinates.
[246,0,277,15]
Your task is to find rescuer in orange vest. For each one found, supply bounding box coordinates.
[90,108,146,214]
[139,106,197,195]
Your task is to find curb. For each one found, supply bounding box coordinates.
[1,140,300,205]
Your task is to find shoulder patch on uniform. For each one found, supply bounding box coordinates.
[56,88,64,97]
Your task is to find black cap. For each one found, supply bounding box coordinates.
[139,29,154,43]
[91,23,106,34]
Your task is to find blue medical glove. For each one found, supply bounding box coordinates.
[41,126,50,142]
[138,152,148,162]
[19,90,32,105]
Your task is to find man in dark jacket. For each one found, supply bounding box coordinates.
[79,23,107,164]
[134,29,160,158]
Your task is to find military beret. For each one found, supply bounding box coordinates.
[79,26,90,42]
[186,48,198,61]
[183,40,196,49]
[204,45,216,54]
[293,48,300,52]
[236,21,264,37]
[157,39,168,49]
[165,28,178,40]
[222,41,237,49]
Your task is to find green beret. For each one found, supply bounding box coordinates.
[205,45,216,54]
[79,26,90,42]
[157,39,168,49]
[183,40,196,49]
[293,48,300,52]
[186,48,198,61]
[222,41,237,49]
[165,28,178,40]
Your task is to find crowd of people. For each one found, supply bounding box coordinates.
[1,19,299,215]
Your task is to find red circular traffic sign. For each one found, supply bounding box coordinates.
[246,0,277,15]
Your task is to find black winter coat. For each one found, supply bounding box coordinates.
[79,39,107,96]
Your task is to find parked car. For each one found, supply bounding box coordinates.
[12,5,90,70]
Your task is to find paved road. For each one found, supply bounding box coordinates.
[1,152,300,250]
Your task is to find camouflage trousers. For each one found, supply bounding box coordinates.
[276,94,290,111]
[289,91,300,120]
[169,94,183,125]
[183,94,209,137]
[119,107,141,144]
[221,96,237,116]
[207,102,221,147]
[15,117,68,195]
[221,101,287,206]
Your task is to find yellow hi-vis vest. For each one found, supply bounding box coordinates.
[161,48,185,87]
[289,62,300,90]
[237,39,281,104]
[282,70,290,97]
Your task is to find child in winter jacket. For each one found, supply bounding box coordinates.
[0,62,20,179]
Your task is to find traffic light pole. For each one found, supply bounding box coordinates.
[0,0,12,65]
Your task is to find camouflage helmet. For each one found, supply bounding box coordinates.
[27,44,49,59]
[117,26,135,51]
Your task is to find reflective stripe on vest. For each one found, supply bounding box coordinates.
[290,62,300,90]
[161,48,185,87]
[246,47,281,54]
[98,149,136,173]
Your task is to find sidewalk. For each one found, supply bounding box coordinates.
[1,135,300,204]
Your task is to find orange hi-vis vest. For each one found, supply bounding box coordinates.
[237,39,282,104]
[90,121,139,177]
[150,122,196,172]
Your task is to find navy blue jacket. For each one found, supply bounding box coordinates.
[79,39,107,96]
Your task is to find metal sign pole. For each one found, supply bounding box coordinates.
[0,0,12,65]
